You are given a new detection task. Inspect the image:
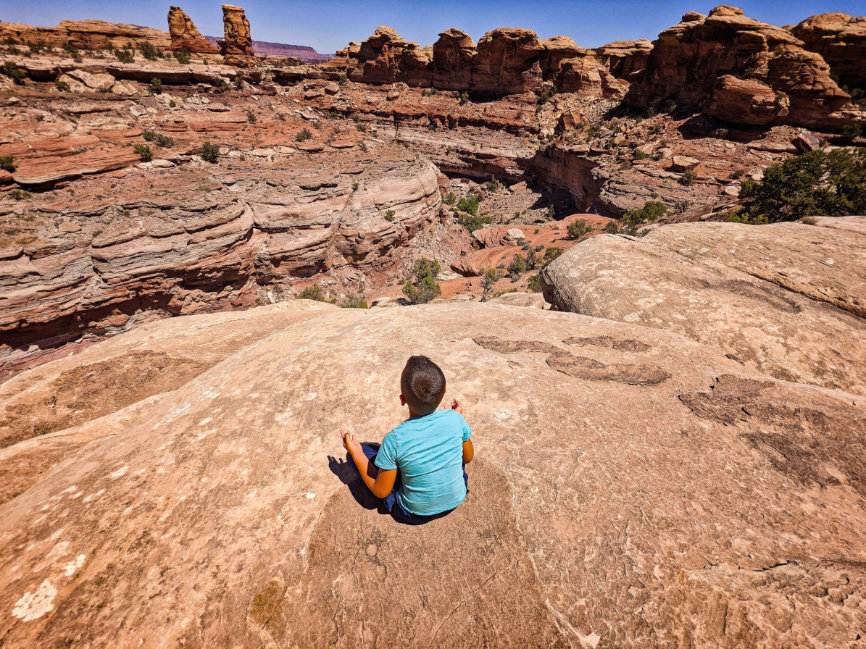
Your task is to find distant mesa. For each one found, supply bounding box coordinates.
[204,35,331,62]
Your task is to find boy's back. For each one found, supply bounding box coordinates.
[375,409,472,516]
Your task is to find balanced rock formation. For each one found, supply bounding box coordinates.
[0,300,864,647]
[167,6,219,54]
[542,218,866,395]
[220,4,255,67]
[789,13,866,89]
[0,20,169,51]
[626,5,863,129]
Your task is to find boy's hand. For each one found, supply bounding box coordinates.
[451,398,463,414]
[340,429,360,453]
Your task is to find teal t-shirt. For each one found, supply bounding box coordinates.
[375,409,472,516]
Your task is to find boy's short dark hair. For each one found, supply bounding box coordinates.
[401,355,446,416]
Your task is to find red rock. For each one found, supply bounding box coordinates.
[167,6,219,54]
[432,29,476,90]
[474,28,543,94]
[12,149,140,186]
[0,19,169,51]
[708,75,790,124]
[789,13,866,89]
[220,4,256,67]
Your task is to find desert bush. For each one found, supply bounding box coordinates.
[0,155,16,172]
[296,128,312,142]
[201,141,220,163]
[527,273,544,293]
[338,74,348,85]
[460,91,470,104]
[679,169,698,186]
[738,149,866,222]
[297,284,326,301]
[133,144,153,162]
[403,258,441,305]
[173,48,191,64]
[116,49,134,63]
[247,112,257,124]
[142,131,175,148]
[603,221,619,234]
[633,149,649,160]
[139,42,159,61]
[841,124,862,142]
[480,269,502,302]
[443,192,456,206]
[623,201,667,228]
[234,77,245,90]
[148,78,163,94]
[525,248,539,270]
[457,196,480,216]
[458,214,491,232]
[342,295,368,309]
[541,247,563,268]
[508,254,527,281]
[3,62,25,84]
[567,218,590,239]
[384,209,396,221]
[547,205,557,220]
[62,42,82,62]
[54,79,71,92]
[356,122,367,133]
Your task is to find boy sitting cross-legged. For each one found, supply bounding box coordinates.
[340,355,474,524]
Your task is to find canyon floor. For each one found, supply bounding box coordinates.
[1,5,865,648]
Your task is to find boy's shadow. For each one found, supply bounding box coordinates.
[327,446,390,515]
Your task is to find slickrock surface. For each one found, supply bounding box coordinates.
[542,218,866,395]
[0,302,333,504]
[167,6,219,54]
[626,5,864,129]
[0,301,864,647]
[789,13,866,89]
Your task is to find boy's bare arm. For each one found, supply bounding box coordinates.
[340,430,397,498]
[451,399,474,463]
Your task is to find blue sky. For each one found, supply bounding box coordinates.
[1,1,862,54]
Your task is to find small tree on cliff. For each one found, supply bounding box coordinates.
[402,259,441,305]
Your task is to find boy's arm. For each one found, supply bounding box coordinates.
[340,430,397,499]
[452,399,474,463]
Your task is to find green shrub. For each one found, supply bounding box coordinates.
[603,221,619,234]
[541,247,563,268]
[0,156,15,172]
[508,254,527,281]
[296,128,312,142]
[133,144,153,162]
[356,123,367,133]
[139,42,159,61]
[527,273,544,293]
[403,258,441,304]
[297,284,326,301]
[3,62,25,84]
[738,148,866,222]
[841,124,862,142]
[443,192,456,206]
[740,66,757,79]
[460,91,470,104]
[201,141,220,163]
[480,268,502,302]
[148,78,163,94]
[342,295,368,309]
[634,149,649,160]
[54,79,71,92]
[458,214,492,232]
[247,112,257,124]
[457,196,479,216]
[623,201,667,228]
[384,209,395,221]
[338,74,348,85]
[116,49,134,63]
[547,205,557,220]
[173,48,191,64]
[62,42,82,62]
[680,169,698,186]
[567,219,590,239]
[525,248,538,270]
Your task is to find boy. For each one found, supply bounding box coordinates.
[340,355,474,524]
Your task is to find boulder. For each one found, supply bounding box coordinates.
[541,219,866,394]
[64,69,116,92]
[347,26,431,87]
[0,301,864,647]
[707,75,790,125]
[167,6,219,54]
[669,155,699,172]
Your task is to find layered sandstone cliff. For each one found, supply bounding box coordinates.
[625,5,863,129]
[0,20,170,51]
[219,4,256,67]
[789,13,866,89]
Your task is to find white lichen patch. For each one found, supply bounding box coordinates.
[12,580,57,621]
[306,492,316,499]
[62,554,86,577]
[198,417,212,427]
[110,466,129,479]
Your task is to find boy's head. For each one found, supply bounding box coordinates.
[400,356,446,416]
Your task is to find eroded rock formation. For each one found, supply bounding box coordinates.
[626,5,864,129]
[0,300,864,647]
[167,6,219,54]
[220,4,256,67]
[789,13,866,89]
[0,20,170,51]
[542,218,866,394]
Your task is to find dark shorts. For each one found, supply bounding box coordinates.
[361,443,468,525]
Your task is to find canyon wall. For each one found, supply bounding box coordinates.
[167,6,219,54]
[0,20,170,51]
[788,13,866,89]
[625,5,863,129]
